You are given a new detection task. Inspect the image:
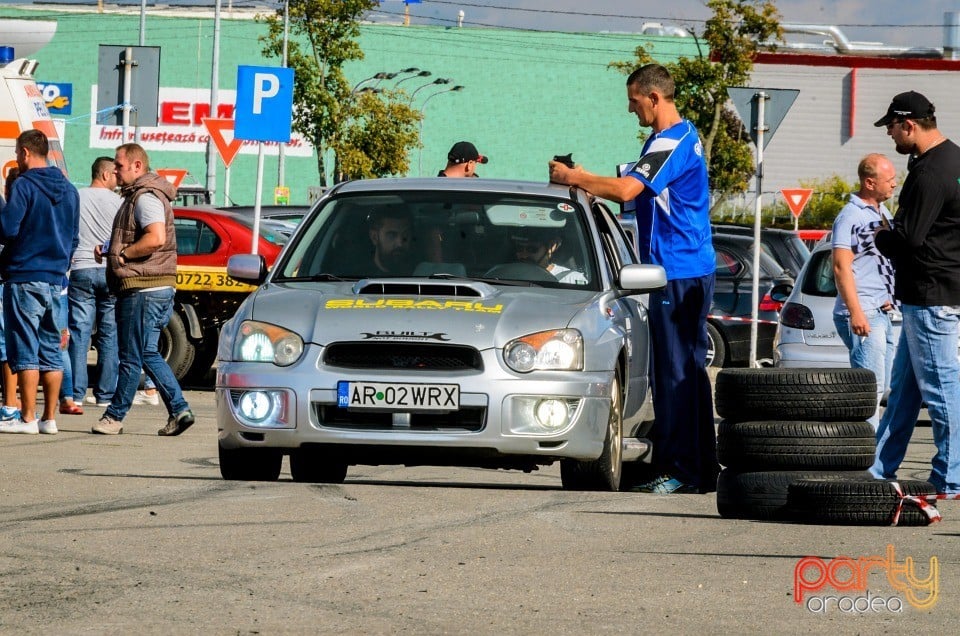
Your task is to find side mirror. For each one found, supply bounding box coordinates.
[619,264,667,293]
[227,253,268,285]
[769,282,794,303]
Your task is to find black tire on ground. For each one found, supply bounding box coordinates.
[706,322,726,368]
[716,469,872,520]
[159,311,196,382]
[714,368,876,422]
[561,370,623,491]
[787,479,938,526]
[183,336,218,386]
[717,420,876,471]
[218,445,282,481]
[289,448,349,483]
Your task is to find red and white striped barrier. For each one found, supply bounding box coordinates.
[707,314,779,326]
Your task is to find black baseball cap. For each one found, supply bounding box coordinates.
[874,91,935,127]
[447,141,488,164]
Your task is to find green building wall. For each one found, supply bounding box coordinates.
[7,8,699,205]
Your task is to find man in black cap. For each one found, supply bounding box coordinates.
[438,141,488,178]
[869,90,960,496]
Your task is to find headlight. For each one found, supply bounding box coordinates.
[503,329,583,373]
[234,320,304,366]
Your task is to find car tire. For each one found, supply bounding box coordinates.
[714,368,876,422]
[561,369,623,491]
[218,445,282,481]
[706,322,726,368]
[289,448,349,484]
[786,478,938,526]
[717,420,876,470]
[159,310,196,382]
[184,334,218,386]
[716,469,871,520]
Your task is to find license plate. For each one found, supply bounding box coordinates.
[337,381,460,411]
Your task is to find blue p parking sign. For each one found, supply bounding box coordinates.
[235,66,294,143]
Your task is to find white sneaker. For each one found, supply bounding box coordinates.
[39,419,58,435]
[0,418,39,434]
[133,390,160,406]
[83,396,111,407]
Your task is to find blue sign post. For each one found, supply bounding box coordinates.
[235,65,295,253]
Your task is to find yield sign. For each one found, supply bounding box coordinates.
[781,188,814,218]
[203,117,243,167]
[156,168,188,189]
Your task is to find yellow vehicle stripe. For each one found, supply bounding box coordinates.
[176,265,256,292]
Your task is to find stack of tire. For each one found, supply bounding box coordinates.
[713,368,938,526]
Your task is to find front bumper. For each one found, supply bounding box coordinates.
[216,346,617,465]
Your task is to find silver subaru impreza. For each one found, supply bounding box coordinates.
[216,178,665,490]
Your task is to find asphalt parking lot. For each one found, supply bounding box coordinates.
[0,386,957,634]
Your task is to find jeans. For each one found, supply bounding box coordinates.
[56,289,73,402]
[105,287,189,422]
[870,304,960,494]
[834,309,895,429]
[67,267,118,402]
[3,282,62,374]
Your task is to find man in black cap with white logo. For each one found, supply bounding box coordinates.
[870,90,960,496]
[438,141,488,178]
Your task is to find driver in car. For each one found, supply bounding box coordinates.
[512,227,587,284]
[367,209,415,275]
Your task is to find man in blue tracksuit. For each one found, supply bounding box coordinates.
[0,130,80,435]
[549,63,717,494]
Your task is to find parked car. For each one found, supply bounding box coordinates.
[709,233,794,367]
[712,224,810,279]
[163,207,290,382]
[216,178,667,490]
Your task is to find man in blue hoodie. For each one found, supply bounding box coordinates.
[0,130,80,435]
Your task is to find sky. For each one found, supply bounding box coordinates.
[370,0,958,50]
[4,1,957,50]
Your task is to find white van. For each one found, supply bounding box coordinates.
[0,45,67,182]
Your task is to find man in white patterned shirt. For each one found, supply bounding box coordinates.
[832,153,897,429]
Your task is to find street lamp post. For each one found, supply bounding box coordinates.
[396,70,431,88]
[410,77,451,102]
[418,85,464,176]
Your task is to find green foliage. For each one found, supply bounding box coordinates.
[711,174,857,229]
[259,0,421,185]
[610,1,782,205]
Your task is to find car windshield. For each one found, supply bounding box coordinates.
[273,190,598,289]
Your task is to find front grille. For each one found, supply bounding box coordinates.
[316,404,486,432]
[323,342,483,371]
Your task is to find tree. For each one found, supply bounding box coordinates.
[259,0,421,186]
[610,0,782,208]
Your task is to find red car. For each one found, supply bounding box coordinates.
[163,206,293,382]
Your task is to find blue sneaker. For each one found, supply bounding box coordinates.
[634,475,698,494]
[0,405,20,421]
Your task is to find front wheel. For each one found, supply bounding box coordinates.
[560,370,623,491]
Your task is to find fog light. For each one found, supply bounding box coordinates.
[231,389,293,428]
[535,399,569,430]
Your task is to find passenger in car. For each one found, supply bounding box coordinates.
[511,227,586,284]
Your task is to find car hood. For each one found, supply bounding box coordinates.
[245,280,599,348]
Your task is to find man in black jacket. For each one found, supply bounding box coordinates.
[870,91,960,495]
